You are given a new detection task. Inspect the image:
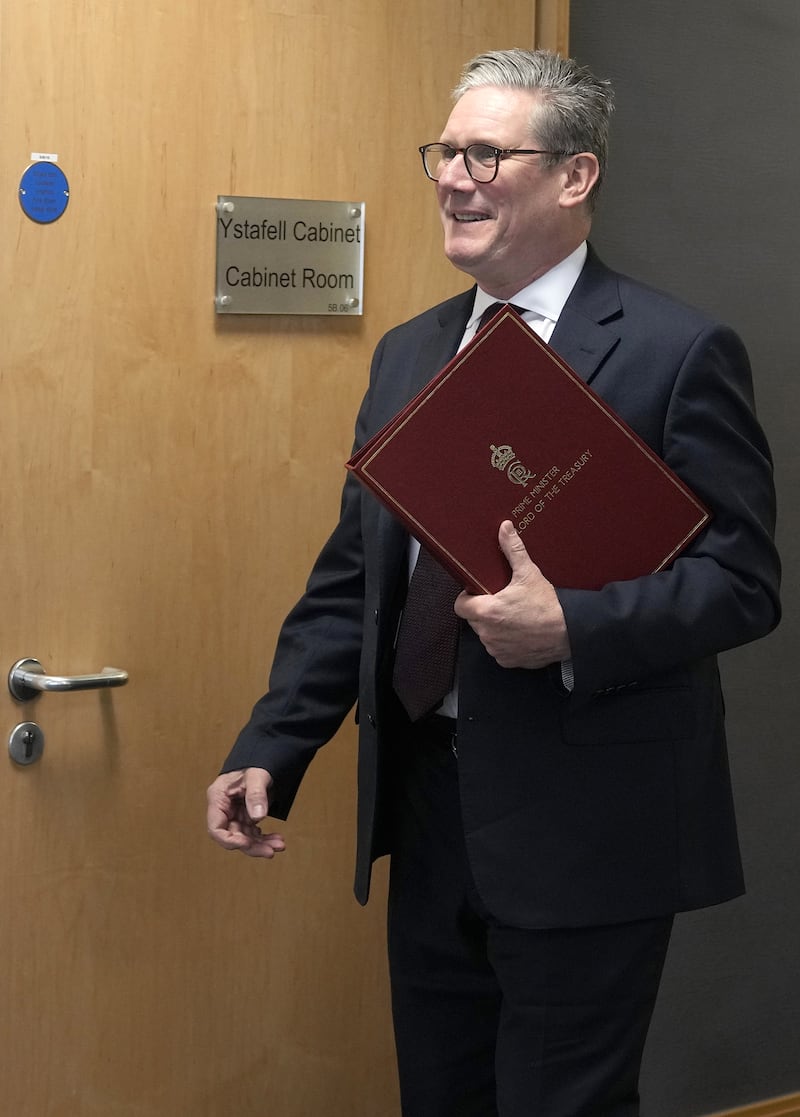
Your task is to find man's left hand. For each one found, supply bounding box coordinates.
[454,520,571,669]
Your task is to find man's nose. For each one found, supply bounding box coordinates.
[437,151,475,189]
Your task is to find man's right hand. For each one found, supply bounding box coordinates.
[206,768,286,858]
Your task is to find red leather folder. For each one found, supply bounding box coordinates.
[346,306,710,593]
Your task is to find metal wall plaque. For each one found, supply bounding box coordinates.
[215,196,364,316]
[19,160,70,224]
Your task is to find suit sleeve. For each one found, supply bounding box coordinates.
[557,322,780,701]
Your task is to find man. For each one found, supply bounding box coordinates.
[207,49,780,1117]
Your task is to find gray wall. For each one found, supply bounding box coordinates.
[569,2,799,1113]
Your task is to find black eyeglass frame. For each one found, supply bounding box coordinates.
[418,142,574,184]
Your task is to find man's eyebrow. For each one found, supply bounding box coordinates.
[438,138,499,148]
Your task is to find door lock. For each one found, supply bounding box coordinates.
[8,722,45,765]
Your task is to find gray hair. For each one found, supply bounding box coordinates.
[453,48,614,208]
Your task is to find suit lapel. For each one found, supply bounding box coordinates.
[549,247,622,385]
[407,288,475,396]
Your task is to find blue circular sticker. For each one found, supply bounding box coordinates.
[19,161,70,224]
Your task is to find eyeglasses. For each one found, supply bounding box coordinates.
[419,142,572,184]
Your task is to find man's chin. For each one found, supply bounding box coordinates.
[443,243,486,277]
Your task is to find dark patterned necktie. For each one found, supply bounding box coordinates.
[392,547,462,722]
[391,302,512,721]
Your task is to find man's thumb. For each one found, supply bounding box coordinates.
[498,519,533,574]
[245,768,271,820]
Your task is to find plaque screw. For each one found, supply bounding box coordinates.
[216,295,232,308]
[349,207,360,219]
[217,201,235,214]
[345,297,359,309]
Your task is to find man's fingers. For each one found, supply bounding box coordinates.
[234,829,286,858]
[243,833,287,859]
[211,828,285,857]
[209,826,247,850]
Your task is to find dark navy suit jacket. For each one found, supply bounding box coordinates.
[223,247,780,928]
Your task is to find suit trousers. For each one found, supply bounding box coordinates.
[386,717,673,1117]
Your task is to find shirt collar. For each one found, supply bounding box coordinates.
[467,242,588,330]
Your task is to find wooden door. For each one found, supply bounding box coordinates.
[0,1,560,1112]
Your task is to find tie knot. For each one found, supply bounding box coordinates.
[477,302,524,332]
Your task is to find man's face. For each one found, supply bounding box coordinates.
[434,86,575,298]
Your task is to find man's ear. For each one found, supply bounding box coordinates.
[559,153,600,209]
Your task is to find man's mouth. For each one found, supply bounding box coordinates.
[453,213,490,223]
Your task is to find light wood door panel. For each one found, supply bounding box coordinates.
[0,2,560,1112]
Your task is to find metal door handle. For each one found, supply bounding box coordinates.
[8,658,129,701]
